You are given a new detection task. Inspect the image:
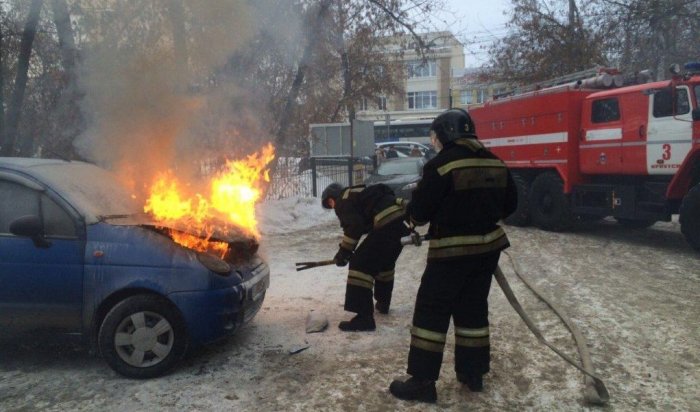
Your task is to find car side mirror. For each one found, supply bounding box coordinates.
[9,215,52,248]
[693,108,700,121]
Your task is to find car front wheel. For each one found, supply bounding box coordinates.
[98,295,188,379]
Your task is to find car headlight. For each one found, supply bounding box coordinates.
[402,182,418,191]
[197,252,231,275]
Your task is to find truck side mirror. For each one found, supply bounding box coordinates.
[693,108,700,121]
[9,215,52,248]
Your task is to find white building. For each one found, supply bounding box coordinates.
[357,31,465,122]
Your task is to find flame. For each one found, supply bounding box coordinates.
[144,143,275,256]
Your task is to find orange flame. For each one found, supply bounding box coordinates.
[144,143,275,255]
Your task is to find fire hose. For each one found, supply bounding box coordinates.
[294,233,610,404]
[402,232,609,405]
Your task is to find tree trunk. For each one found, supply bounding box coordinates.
[1,0,44,156]
[274,0,332,153]
[40,0,81,158]
[167,0,188,84]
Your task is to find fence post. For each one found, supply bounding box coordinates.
[347,157,353,187]
[311,157,317,197]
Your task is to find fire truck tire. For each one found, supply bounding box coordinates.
[504,173,530,226]
[529,172,573,231]
[680,183,700,251]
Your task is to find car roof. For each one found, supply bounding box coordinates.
[376,142,431,149]
[0,157,139,224]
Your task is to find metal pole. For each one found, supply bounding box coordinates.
[311,157,317,197]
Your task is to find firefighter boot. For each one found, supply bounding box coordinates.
[338,314,376,331]
[375,301,390,314]
[457,373,483,392]
[389,376,437,403]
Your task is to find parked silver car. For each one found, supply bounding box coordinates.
[364,157,426,200]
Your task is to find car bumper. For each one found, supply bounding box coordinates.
[168,262,270,346]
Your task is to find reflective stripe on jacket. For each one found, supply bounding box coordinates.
[408,137,517,260]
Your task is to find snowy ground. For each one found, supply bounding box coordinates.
[1,197,699,411]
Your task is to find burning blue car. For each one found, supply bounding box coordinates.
[0,158,269,378]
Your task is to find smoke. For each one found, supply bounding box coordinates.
[74,0,298,199]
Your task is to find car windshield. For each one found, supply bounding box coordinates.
[376,159,421,176]
[30,161,141,222]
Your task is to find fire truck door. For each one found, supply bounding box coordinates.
[580,97,623,174]
[646,86,693,175]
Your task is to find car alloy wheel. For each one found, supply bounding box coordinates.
[114,311,174,368]
[99,295,187,379]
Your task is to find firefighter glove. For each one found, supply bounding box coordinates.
[334,247,353,267]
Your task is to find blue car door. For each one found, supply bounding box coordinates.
[0,176,85,333]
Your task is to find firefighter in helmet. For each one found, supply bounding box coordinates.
[321,182,410,331]
[389,108,518,403]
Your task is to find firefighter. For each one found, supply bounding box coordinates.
[321,182,410,331]
[389,108,518,403]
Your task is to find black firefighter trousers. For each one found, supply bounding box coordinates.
[406,252,501,381]
[345,219,409,316]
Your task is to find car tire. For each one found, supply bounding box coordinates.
[98,295,188,379]
[529,172,573,231]
[503,172,531,226]
[680,183,700,251]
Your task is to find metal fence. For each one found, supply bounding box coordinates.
[309,156,376,197]
[262,156,375,200]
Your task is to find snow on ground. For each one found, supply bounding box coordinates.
[1,198,699,411]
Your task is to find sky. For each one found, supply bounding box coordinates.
[435,0,511,67]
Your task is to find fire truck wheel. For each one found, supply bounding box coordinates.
[680,183,700,251]
[504,173,530,226]
[528,172,573,231]
[99,295,188,379]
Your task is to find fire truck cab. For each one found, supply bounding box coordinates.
[470,63,700,251]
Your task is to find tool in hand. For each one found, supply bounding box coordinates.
[401,231,428,246]
[295,259,337,271]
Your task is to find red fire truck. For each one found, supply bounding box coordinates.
[469,64,700,251]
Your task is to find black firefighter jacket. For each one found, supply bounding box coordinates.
[334,184,405,252]
[408,137,518,261]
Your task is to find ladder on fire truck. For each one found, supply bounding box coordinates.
[493,66,649,100]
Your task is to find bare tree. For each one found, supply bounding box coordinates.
[486,0,608,84]
[1,0,44,156]
[598,0,700,79]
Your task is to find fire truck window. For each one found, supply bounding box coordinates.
[675,88,690,115]
[591,98,620,123]
[653,90,673,117]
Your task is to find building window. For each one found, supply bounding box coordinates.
[476,88,487,104]
[377,96,387,111]
[358,97,369,111]
[460,90,472,105]
[407,60,437,78]
[407,91,437,109]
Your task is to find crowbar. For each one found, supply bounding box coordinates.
[295,259,336,271]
